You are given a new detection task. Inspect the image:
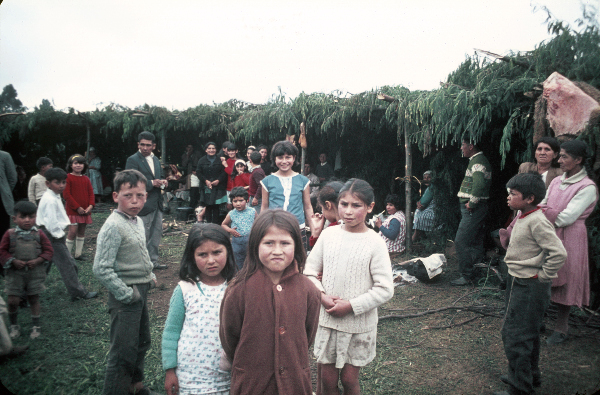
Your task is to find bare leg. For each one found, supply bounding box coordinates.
[28,295,40,317]
[67,225,77,241]
[340,364,361,395]
[320,363,341,395]
[77,223,87,237]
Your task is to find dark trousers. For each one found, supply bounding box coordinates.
[454,201,488,279]
[205,205,221,224]
[103,283,151,395]
[189,187,200,209]
[231,235,249,270]
[47,234,88,299]
[502,275,550,395]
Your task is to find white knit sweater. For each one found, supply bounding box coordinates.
[305,225,394,333]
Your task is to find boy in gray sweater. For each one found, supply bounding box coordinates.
[93,169,158,395]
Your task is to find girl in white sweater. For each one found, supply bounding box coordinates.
[305,179,394,395]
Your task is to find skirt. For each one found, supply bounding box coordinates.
[313,326,377,369]
[413,205,436,232]
[68,214,92,224]
[199,186,227,206]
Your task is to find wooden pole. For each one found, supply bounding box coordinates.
[402,112,412,251]
[161,130,166,165]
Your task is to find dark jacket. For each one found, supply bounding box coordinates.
[219,265,321,395]
[125,151,164,216]
[181,150,202,175]
[196,155,227,190]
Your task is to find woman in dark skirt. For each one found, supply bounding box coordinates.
[196,142,228,224]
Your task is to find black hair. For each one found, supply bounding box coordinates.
[36,157,53,171]
[221,141,231,149]
[113,169,148,193]
[205,141,217,151]
[462,139,481,151]
[561,140,589,161]
[270,140,298,166]
[318,181,344,206]
[534,137,561,167]
[14,201,37,216]
[227,142,238,151]
[138,131,156,143]
[384,194,403,211]
[229,186,249,202]
[339,178,375,206]
[44,168,67,182]
[257,144,268,152]
[249,151,262,165]
[179,223,236,283]
[231,210,305,285]
[66,154,89,173]
[506,172,546,206]
[231,160,248,180]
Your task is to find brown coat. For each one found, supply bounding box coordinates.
[518,162,563,189]
[219,265,321,395]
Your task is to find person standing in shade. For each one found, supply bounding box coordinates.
[181,144,201,209]
[125,131,168,270]
[451,140,492,286]
[88,148,103,203]
[0,148,17,238]
[314,153,334,184]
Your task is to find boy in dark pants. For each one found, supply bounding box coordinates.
[496,173,567,395]
[93,170,158,395]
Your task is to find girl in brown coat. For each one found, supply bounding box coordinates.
[219,210,321,395]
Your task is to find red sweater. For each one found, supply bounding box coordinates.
[224,158,236,191]
[232,172,251,189]
[63,173,95,216]
[0,228,54,265]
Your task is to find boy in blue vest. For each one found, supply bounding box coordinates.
[0,201,53,340]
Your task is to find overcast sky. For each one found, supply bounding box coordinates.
[0,0,597,112]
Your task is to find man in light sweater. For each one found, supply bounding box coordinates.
[451,140,492,286]
[93,169,158,395]
[495,173,566,395]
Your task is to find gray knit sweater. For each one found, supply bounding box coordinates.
[93,211,156,303]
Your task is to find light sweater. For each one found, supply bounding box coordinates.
[504,209,566,282]
[28,173,47,203]
[304,225,394,333]
[93,211,156,303]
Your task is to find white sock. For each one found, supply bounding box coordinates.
[75,237,85,258]
[66,238,75,255]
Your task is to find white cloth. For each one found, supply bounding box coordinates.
[140,151,156,176]
[541,168,598,227]
[36,189,71,238]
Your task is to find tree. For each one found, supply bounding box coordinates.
[0,84,24,113]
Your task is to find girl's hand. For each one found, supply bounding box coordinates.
[164,368,179,395]
[252,197,258,206]
[229,227,241,237]
[321,293,340,309]
[12,259,26,269]
[27,257,44,268]
[218,350,232,371]
[77,207,85,215]
[312,213,325,237]
[326,299,353,318]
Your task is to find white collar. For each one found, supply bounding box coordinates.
[468,152,483,161]
[561,168,587,184]
[139,150,154,159]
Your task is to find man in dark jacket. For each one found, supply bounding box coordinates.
[125,131,168,270]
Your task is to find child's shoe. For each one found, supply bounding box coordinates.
[30,326,41,339]
[9,325,20,339]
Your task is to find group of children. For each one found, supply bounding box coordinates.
[1,140,568,395]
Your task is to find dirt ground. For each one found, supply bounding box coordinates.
[88,202,600,395]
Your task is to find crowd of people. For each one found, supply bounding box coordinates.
[0,132,597,395]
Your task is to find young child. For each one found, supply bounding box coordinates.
[495,173,567,395]
[0,201,53,339]
[221,142,241,199]
[63,154,95,259]
[261,140,315,247]
[36,168,97,301]
[248,151,265,215]
[221,187,256,269]
[374,193,406,255]
[309,181,344,248]
[93,169,158,395]
[219,210,321,394]
[162,223,236,395]
[245,145,256,172]
[28,157,53,206]
[231,159,251,190]
[304,178,394,395]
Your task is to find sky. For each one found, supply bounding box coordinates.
[0,0,598,112]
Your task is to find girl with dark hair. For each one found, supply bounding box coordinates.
[305,179,394,395]
[64,154,94,259]
[375,193,406,254]
[219,210,321,394]
[310,181,344,248]
[196,142,228,224]
[519,137,563,189]
[540,139,598,345]
[163,224,236,395]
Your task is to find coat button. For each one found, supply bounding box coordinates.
[279,366,284,374]
[276,285,282,291]
[279,326,286,335]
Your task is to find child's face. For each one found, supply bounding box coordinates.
[194,240,227,284]
[235,163,246,173]
[40,164,53,176]
[259,225,295,283]
[247,149,254,160]
[227,149,238,159]
[339,193,374,232]
[113,181,147,217]
[275,154,294,173]
[259,149,267,159]
[385,203,398,215]
[507,188,534,211]
[13,213,36,230]
[72,161,85,174]
[46,179,66,194]
[232,196,247,211]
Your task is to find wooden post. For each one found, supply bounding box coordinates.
[161,130,166,165]
[402,112,412,251]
